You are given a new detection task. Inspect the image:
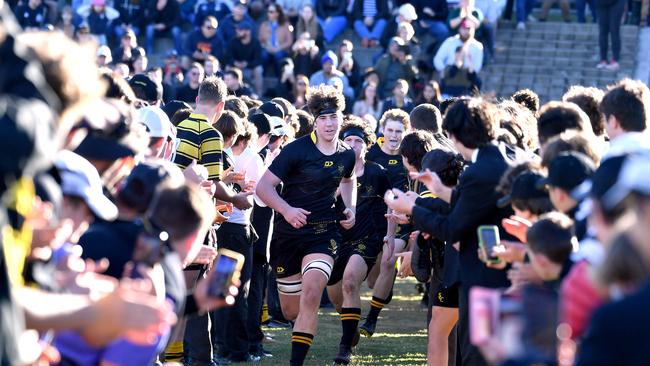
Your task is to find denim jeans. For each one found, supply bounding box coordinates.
[145,25,183,54]
[420,20,450,42]
[318,16,348,43]
[516,0,535,22]
[353,18,387,40]
[576,0,598,22]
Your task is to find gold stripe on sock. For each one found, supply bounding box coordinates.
[292,335,314,342]
[341,315,362,320]
[370,300,385,308]
[292,338,313,346]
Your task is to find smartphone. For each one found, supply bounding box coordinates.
[477,225,501,265]
[469,286,501,346]
[132,229,169,268]
[207,249,245,299]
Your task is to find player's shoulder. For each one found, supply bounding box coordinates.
[364,160,387,174]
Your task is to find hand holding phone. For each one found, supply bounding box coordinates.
[477,225,502,265]
[206,249,245,299]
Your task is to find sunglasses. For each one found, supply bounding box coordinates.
[204,25,216,30]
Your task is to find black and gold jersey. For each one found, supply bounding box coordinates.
[171,113,224,181]
[366,140,409,192]
[339,161,390,243]
[268,132,355,233]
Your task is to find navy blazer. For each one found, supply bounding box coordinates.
[412,143,524,290]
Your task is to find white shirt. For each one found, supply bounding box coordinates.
[603,131,650,159]
[226,147,265,225]
[433,35,484,74]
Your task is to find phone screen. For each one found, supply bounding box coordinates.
[207,255,238,298]
[479,227,500,261]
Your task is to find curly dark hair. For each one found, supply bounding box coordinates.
[540,131,600,168]
[399,130,435,171]
[512,89,540,115]
[410,103,442,134]
[224,96,249,119]
[295,109,314,139]
[421,149,465,187]
[496,161,542,196]
[563,86,605,137]
[599,78,650,133]
[498,100,538,151]
[307,84,345,116]
[442,98,499,149]
[340,114,376,146]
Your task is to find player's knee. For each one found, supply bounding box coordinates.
[281,303,299,321]
[342,278,359,297]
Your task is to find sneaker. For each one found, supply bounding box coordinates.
[527,14,537,22]
[333,345,352,365]
[516,21,526,30]
[265,319,291,329]
[251,348,273,359]
[359,319,376,338]
[607,60,620,71]
[596,60,608,69]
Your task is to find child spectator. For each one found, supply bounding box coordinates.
[527,212,576,286]
[77,0,119,45]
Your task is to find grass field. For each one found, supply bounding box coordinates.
[257,278,429,366]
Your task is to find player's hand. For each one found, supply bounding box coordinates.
[492,240,526,264]
[282,206,311,229]
[384,189,417,215]
[385,211,410,224]
[232,191,254,210]
[339,208,355,229]
[502,216,532,243]
[396,251,413,278]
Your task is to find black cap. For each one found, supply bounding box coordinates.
[497,172,548,208]
[249,113,272,136]
[536,152,595,196]
[259,101,284,119]
[161,100,191,121]
[128,73,162,104]
[117,161,176,213]
[590,155,626,201]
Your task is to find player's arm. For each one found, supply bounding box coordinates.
[256,169,311,228]
[338,174,357,229]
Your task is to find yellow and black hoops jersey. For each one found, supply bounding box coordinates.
[268,132,355,234]
[366,139,409,192]
[171,113,224,181]
[338,161,391,243]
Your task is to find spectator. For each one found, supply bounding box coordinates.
[293,74,309,108]
[516,0,536,29]
[175,63,204,104]
[14,0,49,30]
[204,54,222,77]
[353,81,384,121]
[512,88,541,116]
[56,5,75,38]
[410,103,443,133]
[258,3,294,75]
[415,80,442,107]
[474,0,502,62]
[296,4,324,48]
[414,0,450,49]
[224,68,255,97]
[194,0,232,26]
[397,21,420,58]
[563,86,607,152]
[380,3,418,49]
[576,0,597,23]
[161,50,184,99]
[374,37,418,97]
[536,101,594,150]
[131,49,148,75]
[113,0,144,39]
[538,0,571,21]
[144,0,183,55]
[276,0,311,24]
[595,0,626,70]
[316,0,348,44]
[225,20,263,95]
[291,33,321,78]
[352,0,389,48]
[309,50,354,99]
[220,1,256,43]
[76,0,119,45]
[96,45,112,67]
[271,58,298,101]
[381,79,415,114]
[185,15,225,64]
[600,79,650,157]
[447,0,483,32]
[112,28,138,70]
[439,43,483,97]
[336,40,361,94]
[74,21,94,43]
[434,19,484,74]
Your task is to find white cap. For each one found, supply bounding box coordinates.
[603,153,650,210]
[398,4,417,21]
[269,116,287,137]
[97,45,112,61]
[137,106,172,139]
[55,150,118,221]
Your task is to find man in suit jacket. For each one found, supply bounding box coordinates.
[386,98,521,366]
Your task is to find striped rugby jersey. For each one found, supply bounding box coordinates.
[172,113,223,181]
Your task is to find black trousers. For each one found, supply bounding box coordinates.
[598,0,626,61]
[212,222,254,360]
[458,286,489,366]
[247,251,268,353]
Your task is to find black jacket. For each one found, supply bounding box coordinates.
[352,0,389,21]
[576,280,650,366]
[411,143,523,290]
[316,0,346,18]
[414,0,449,22]
[146,0,181,28]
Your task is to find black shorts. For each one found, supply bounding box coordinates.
[433,282,460,308]
[328,235,382,286]
[270,222,340,279]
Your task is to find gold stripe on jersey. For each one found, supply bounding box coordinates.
[173,113,224,180]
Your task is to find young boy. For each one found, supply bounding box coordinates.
[526,212,576,287]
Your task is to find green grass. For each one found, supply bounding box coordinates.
[258,278,429,366]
